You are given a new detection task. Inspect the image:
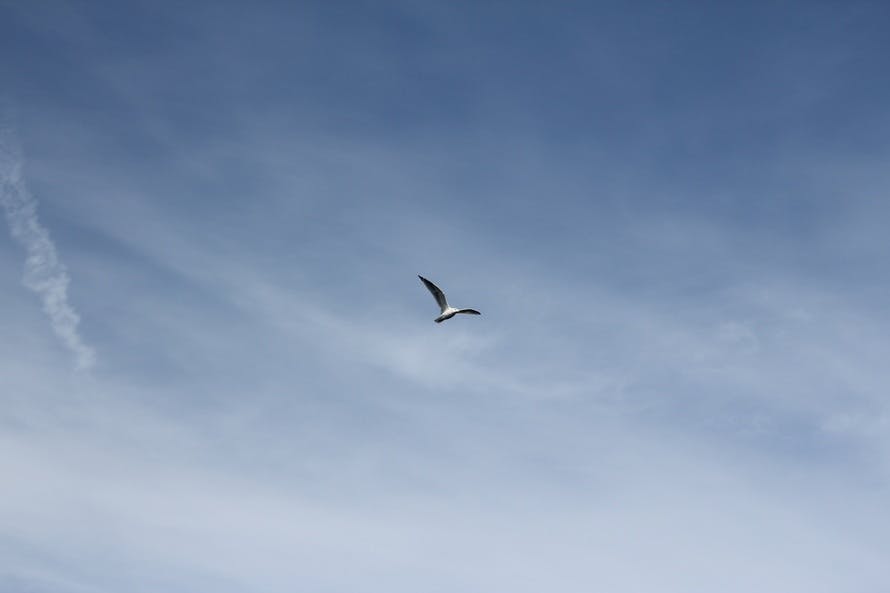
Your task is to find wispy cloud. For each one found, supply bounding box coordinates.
[0,119,95,370]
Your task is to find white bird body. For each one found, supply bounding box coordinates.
[418,275,481,323]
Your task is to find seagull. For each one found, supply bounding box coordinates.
[418,275,482,323]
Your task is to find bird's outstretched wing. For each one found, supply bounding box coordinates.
[418,275,448,312]
[456,309,481,316]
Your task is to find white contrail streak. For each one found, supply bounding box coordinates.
[1,122,96,370]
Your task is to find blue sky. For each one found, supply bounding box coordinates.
[2,1,890,591]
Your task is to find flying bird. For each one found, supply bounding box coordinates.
[418,275,482,323]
